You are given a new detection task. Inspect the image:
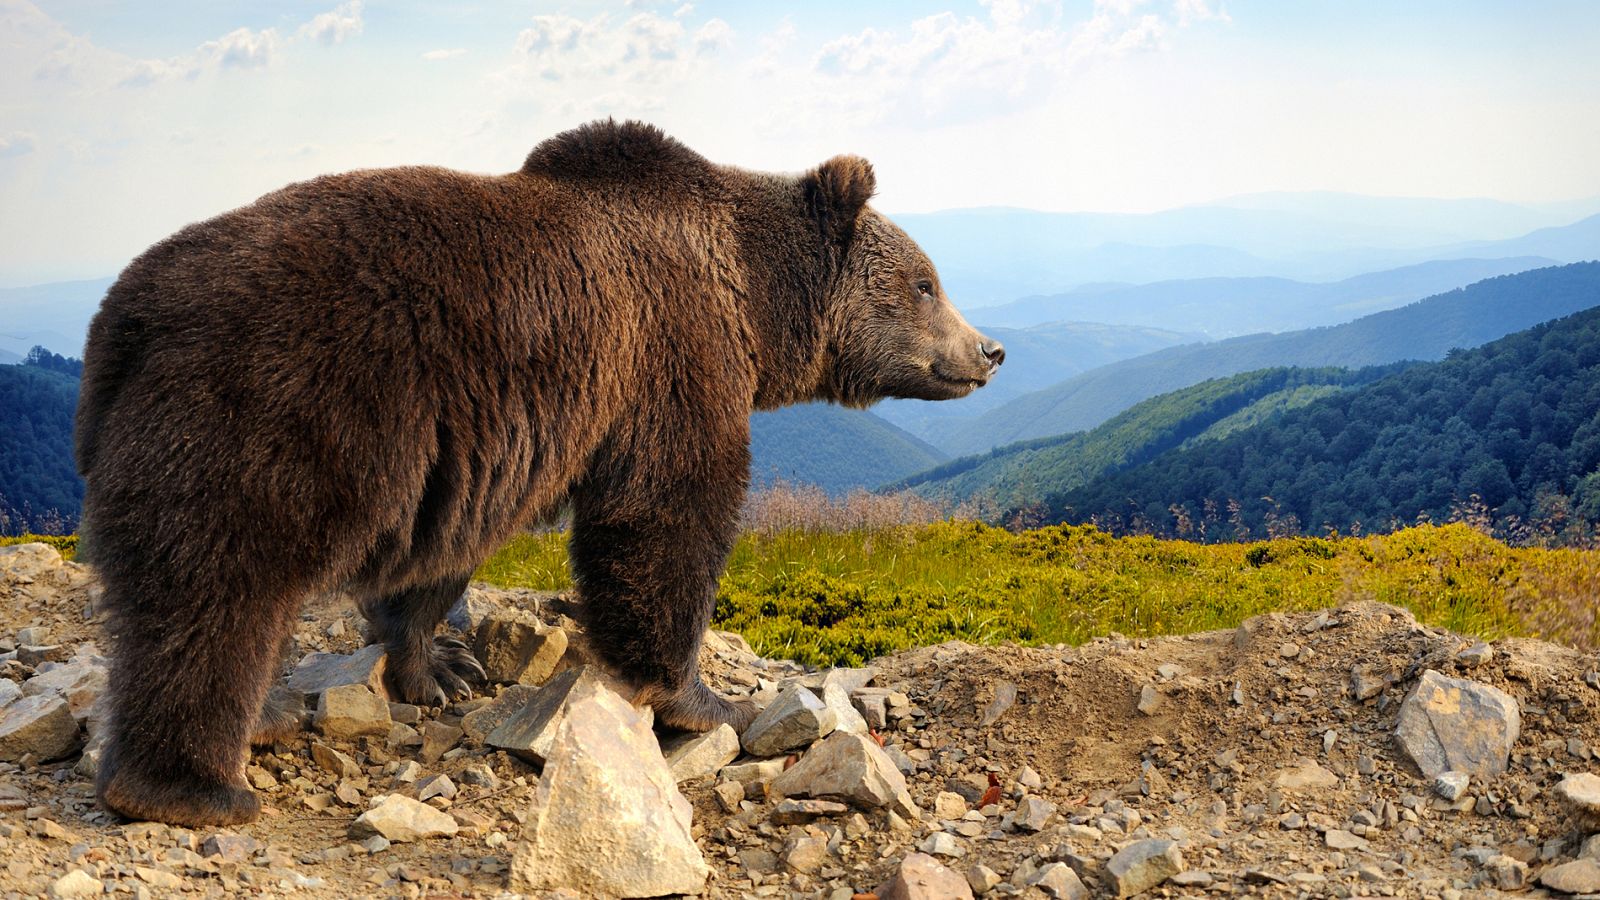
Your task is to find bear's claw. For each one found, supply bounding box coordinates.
[386,635,486,708]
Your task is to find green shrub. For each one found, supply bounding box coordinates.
[474,522,1600,667]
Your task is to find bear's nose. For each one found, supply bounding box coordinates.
[980,340,1005,368]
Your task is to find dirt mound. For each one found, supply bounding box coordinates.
[3,541,1600,898]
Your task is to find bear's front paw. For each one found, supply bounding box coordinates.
[385,635,486,708]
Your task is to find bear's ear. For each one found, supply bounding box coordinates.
[803,155,876,242]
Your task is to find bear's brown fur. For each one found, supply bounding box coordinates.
[76,120,1003,827]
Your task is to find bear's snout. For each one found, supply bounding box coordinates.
[980,339,1005,370]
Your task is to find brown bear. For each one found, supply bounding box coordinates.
[76,119,1004,827]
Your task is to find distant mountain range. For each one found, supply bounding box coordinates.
[0,277,114,362]
[897,204,1600,307]
[937,262,1600,456]
[1051,302,1600,539]
[965,257,1555,335]
[747,404,947,494]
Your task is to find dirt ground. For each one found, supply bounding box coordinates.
[4,544,1600,898]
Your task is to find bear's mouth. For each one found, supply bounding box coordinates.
[930,365,988,392]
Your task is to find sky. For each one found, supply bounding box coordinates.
[1,0,1598,285]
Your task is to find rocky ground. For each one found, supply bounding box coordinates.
[5,542,1600,898]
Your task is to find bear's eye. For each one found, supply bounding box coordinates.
[915,280,935,301]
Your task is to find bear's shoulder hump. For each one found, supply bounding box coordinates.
[521,119,711,184]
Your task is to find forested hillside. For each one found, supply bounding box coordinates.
[894,366,1404,507]
[1051,306,1600,542]
[748,404,946,494]
[943,262,1600,455]
[0,351,81,534]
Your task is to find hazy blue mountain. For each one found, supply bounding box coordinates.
[894,195,1591,307]
[1200,192,1563,242]
[938,263,1600,456]
[967,257,1555,334]
[871,320,1198,442]
[894,203,1597,307]
[0,277,113,359]
[749,404,946,494]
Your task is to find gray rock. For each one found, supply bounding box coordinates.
[966,863,1002,895]
[1272,759,1337,790]
[314,684,391,739]
[979,681,1017,727]
[769,730,921,819]
[741,684,836,757]
[1485,855,1527,891]
[784,829,831,874]
[289,645,388,700]
[445,587,502,632]
[0,679,20,709]
[486,666,626,765]
[416,774,456,801]
[460,683,542,743]
[350,795,459,842]
[1031,862,1088,899]
[419,720,463,763]
[852,688,890,730]
[1433,770,1470,802]
[1009,795,1055,832]
[0,694,79,761]
[1541,858,1600,894]
[918,831,964,858]
[823,683,869,735]
[1458,641,1494,667]
[1170,870,1214,888]
[310,742,361,778]
[660,723,740,782]
[771,798,850,824]
[791,667,878,694]
[48,870,102,899]
[0,543,63,583]
[1351,662,1392,700]
[1394,669,1519,779]
[1556,772,1600,828]
[473,613,567,685]
[1105,839,1186,897]
[720,757,787,784]
[933,791,969,819]
[1136,684,1161,716]
[509,676,708,897]
[876,853,975,900]
[1325,829,1369,851]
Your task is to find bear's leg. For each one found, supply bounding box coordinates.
[360,575,485,707]
[570,459,757,734]
[96,568,302,827]
[245,625,305,746]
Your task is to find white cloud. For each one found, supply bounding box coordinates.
[0,132,37,158]
[422,48,467,61]
[300,1,365,46]
[1175,0,1231,25]
[510,10,729,83]
[117,26,279,86]
[780,0,1214,130]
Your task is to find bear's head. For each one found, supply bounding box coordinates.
[803,156,1004,407]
